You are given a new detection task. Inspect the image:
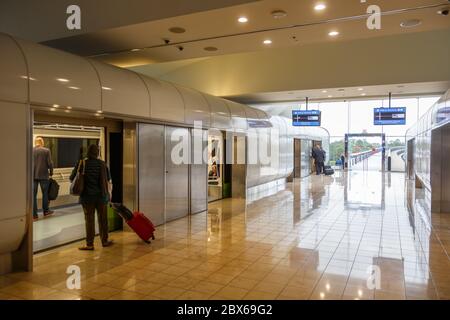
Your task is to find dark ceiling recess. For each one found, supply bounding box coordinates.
[204,46,218,51]
[169,27,186,33]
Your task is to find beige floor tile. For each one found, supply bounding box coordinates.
[83,286,122,300]
[213,285,249,299]
[152,286,186,299]
[191,281,224,295]
[108,290,146,300]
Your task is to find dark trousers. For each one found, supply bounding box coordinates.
[33,179,50,216]
[315,161,324,175]
[82,201,109,247]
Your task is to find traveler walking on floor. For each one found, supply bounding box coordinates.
[70,144,113,251]
[312,144,325,175]
[33,137,54,220]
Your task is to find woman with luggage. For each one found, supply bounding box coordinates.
[70,144,113,251]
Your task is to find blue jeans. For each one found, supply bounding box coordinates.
[33,179,50,216]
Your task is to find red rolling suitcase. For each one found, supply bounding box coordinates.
[110,204,155,244]
[127,212,156,244]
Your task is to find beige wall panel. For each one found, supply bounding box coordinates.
[174,85,211,127]
[203,94,232,130]
[91,60,149,117]
[0,101,27,254]
[16,39,101,111]
[0,34,28,103]
[145,77,185,123]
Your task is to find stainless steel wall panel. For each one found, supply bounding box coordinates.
[0,34,28,103]
[138,123,165,226]
[165,126,190,221]
[191,129,208,214]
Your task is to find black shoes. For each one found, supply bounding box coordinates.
[43,210,54,217]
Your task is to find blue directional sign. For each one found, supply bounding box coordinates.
[292,110,321,127]
[374,107,406,125]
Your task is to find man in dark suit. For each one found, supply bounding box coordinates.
[33,137,54,220]
[312,144,325,175]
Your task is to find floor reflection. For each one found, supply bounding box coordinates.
[0,171,448,300]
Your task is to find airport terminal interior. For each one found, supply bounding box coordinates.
[0,0,449,301]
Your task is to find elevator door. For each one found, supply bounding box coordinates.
[165,126,190,221]
[138,124,165,226]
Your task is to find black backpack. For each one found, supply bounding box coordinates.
[48,178,60,201]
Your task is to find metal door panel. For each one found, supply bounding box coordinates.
[191,129,208,214]
[138,123,165,226]
[165,126,190,221]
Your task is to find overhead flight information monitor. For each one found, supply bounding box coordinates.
[374,107,406,125]
[292,110,321,126]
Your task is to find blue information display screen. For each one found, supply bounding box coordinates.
[374,107,406,125]
[292,110,321,126]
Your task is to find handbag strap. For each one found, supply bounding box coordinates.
[77,159,86,175]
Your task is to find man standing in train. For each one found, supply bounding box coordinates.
[33,137,54,220]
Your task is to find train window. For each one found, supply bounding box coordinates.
[43,137,100,168]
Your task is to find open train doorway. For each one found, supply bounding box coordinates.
[344,133,386,172]
[32,113,123,252]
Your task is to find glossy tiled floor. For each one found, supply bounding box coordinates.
[0,170,449,300]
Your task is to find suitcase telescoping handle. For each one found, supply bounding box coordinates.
[110,203,134,221]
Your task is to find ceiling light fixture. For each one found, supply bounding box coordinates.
[263,39,272,45]
[68,86,80,90]
[169,27,186,34]
[322,90,327,93]
[238,16,248,23]
[102,86,112,91]
[400,19,422,28]
[314,3,327,11]
[361,93,367,96]
[130,48,141,52]
[328,95,333,98]
[67,106,72,110]
[57,78,69,82]
[328,31,339,37]
[358,88,364,91]
[271,10,288,19]
[53,104,59,108]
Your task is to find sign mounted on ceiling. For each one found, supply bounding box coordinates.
[292,110,321,127]
[374,107,406,125]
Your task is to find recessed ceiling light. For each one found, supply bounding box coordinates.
[314,3,327,11]
[361,93,367,96]
[328,31,339,37]
[65,110,71,113]
[263,39,272,45]
[50,108,56,112]
[130,48,141,52]
[97,110,103,114]
[102,86,112,91]
[68,86,80,90]
[328,95,333,98]
[67,106,72,110]
[204,46,218,52]
[358,88,364,91]
[238,16,248,23]
[271,10,288,19]
[400,19,422,28]
[322,90,327,93]
[169,27,186,34]
[53,104,59,108]
[57,78,69,82]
